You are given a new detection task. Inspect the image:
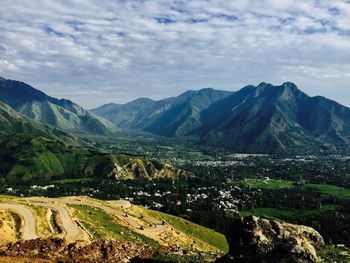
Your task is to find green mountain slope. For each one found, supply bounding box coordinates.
[0,77,118,135]
[0,89,188,184]
[0,102,86,145]
[198,82,350,153]
[0,132,188,185]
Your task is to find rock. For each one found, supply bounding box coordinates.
[220,216,324,263]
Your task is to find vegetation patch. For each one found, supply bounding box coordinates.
[317,245,350,262]
[9,212,22,240]
[243,178,295,189]
[244,179,350,200]
[240,205,340,221]
[70,204,158,247]
[51,178,94,184]
[305,183,350,199]
[145,209,228,254]
[50,209,63,235]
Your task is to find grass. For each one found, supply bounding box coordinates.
[240,205,340,221]
[51,178,94,184]
[240,207,297,219]
[243,179,350,200]
[317,245,350,262]
[243,179,295,189]
[34,152,64,175]
[30,205,52,235]
[305,183,350,200]
[70,204,158,247]
[50,210,63,234]
[145,209,229,254]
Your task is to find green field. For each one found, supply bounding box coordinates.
[243,179,350,199]
[243,179,295,189]
[241,205,340,220]
[305,183,350,199]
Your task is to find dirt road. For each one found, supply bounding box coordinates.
[38,203,84,241]
[0,204,37,240]
[25,197,165,233]
[61,198,165,233]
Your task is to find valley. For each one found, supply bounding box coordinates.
[2,153,350,261]
[2,0,350,261]
[1,77,350,262]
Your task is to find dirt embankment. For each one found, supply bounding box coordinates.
[0,238,156,263]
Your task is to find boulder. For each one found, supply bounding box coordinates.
[220,216,324,263]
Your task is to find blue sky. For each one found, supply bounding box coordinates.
[1,0,350,108]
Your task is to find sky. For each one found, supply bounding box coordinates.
[1,0,350,109]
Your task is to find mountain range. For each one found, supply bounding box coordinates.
[93,88,231,137]
[93,82,350,154]
[0,77,117,136]
[1,76,350,154]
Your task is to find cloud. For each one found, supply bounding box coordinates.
[0,0,350,108]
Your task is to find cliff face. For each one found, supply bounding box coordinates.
[109,156,192,180]
[222,216,324,263]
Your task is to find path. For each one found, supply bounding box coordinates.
[37,203,84,241]
[0,204,37,240]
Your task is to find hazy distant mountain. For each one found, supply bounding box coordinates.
[0,77,118,135]
[93,88,231,136]
[94,82,350,154]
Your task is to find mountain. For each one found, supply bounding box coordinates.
[0,77,118,135]
[196,82,350,153]
[92,88,231,136]
[0,102,86,145]
[0,132,189,185]
[0,100,188,183]
[93,82,350,154]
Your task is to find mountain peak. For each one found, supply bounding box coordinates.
[282,81,297,87]
[256,82,272,87]
[251,82,305,99]
[281,81,301,93]
[256,81,298,90]
[131,97,155,103]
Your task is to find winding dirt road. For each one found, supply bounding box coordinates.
[25,197,165,234]
[37,203,84,241]
[0,204,37,240]
[61,198,165,233]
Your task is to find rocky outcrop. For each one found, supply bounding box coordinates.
[109,156,192,180]
[221,216,324,263]
[0,238,157,262]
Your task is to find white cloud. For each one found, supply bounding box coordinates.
[0,0,349,108]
